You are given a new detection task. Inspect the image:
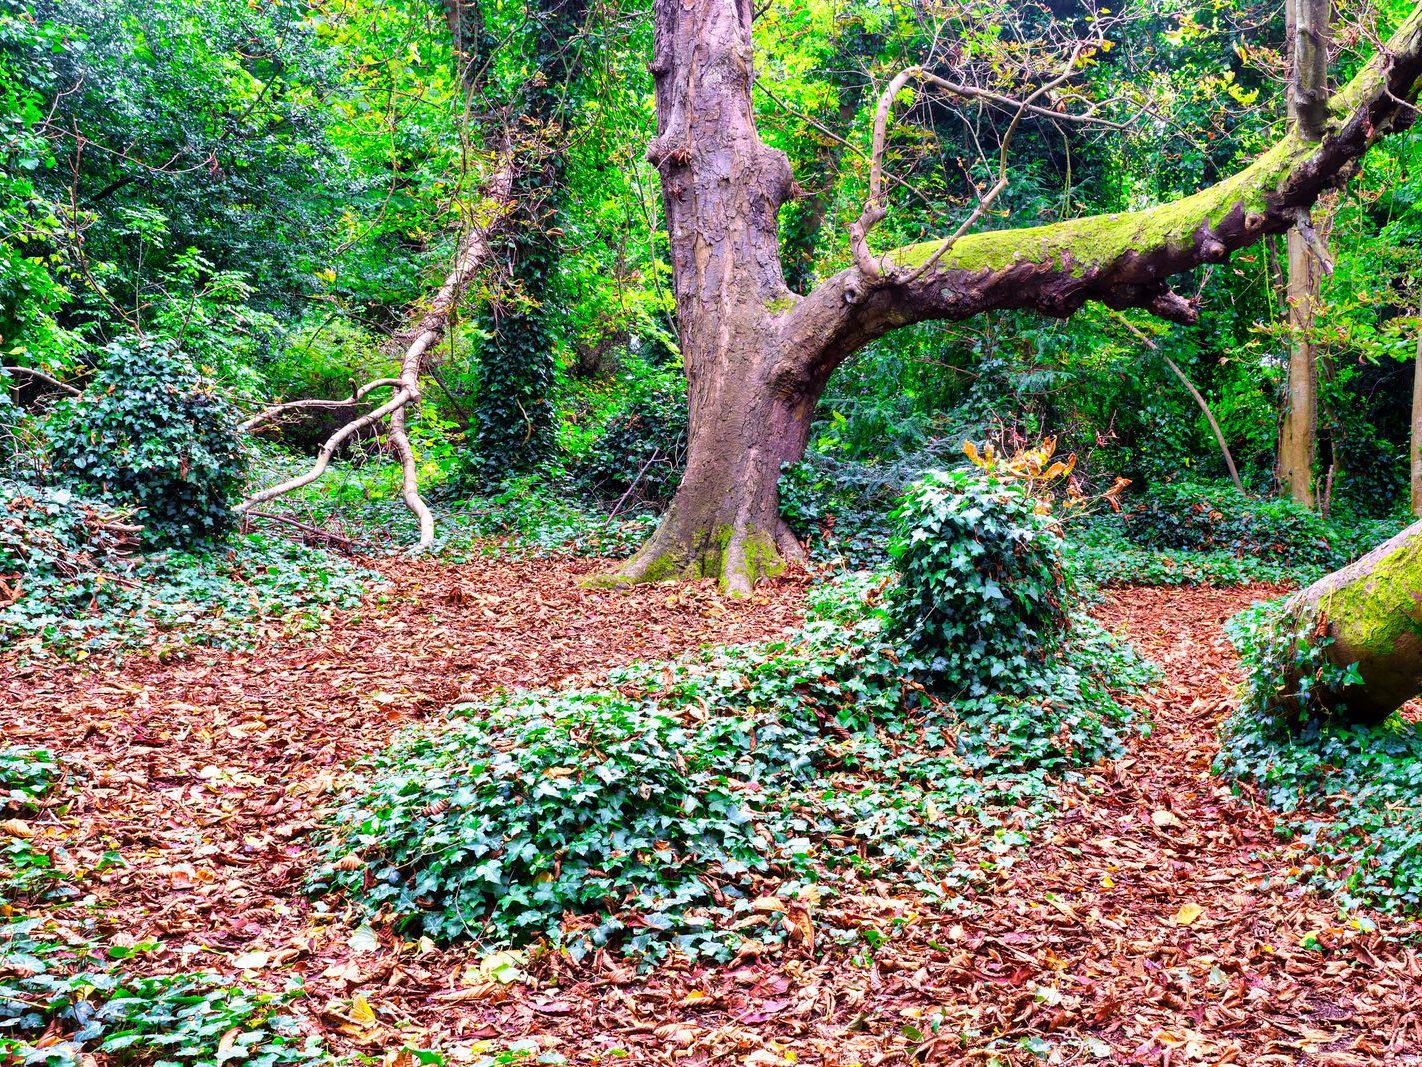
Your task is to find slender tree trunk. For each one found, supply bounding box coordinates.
[1278,226,1320,505]
[1412,302,1422,516]
[1277,0,1331,506]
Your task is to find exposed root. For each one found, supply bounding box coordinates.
[590,521,788,599]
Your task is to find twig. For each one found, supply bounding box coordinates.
[1,366,81,396]
[242,510,372,553]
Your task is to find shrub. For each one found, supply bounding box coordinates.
[0,748,59,811]
[888,469,1069,696]
[0,479,371,658]
[45,338,247,547]
[1122,478,1338,570]
[1062,519,1308,587]
[315,689,815,961]
[0,921,324,1067]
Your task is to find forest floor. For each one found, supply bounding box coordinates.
[4,560,1421,1066]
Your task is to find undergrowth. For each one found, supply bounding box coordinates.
[0,747,327,1067]
[315,471,1157,965]
[0,480,374,659]
[1217,602,1422,915]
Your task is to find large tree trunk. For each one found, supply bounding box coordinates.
[601,0,1422,595]
[600,0,812,595]
[1283,520,1422,724]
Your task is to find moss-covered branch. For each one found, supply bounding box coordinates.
[780,3,1422,384]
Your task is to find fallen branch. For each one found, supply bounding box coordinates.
[1,366,82,397]
[234,154,516,550]
[238,379,401,434]
[241,509,373,553]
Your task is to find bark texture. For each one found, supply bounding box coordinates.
[603,0,809,596]
[1286,519,1422,724]
[609,0,1422,595]
[1277,0,1332,507]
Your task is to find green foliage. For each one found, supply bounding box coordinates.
[1063,518,1311,588]
[888,469,1068,697]
[316,689,801,959]
[0,748,57,809]
[579,373,687,506]
[0,920,324,1067]
[0,479,371,658]
[1219,602,1422,914]
[1121,479,1339,570]
[44,339,246,547]
[317,569,1152,964]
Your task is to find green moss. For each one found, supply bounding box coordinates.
[764,295,796,314]
[1316,532,1422,659]
[886,139,1298,277]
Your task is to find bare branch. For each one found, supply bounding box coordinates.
[235,153,518,542]
[238,379,401,434]
[1,366,81,397]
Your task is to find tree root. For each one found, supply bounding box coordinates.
[589,521,794,599]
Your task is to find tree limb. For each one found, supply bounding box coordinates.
[235,154,517,540]
[782,3,1422,386]
[2,366,82,396]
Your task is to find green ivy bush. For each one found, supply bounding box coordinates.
[0,748,58,809]
[45,338,247,547]
[1218,602,1422,915]
[1122,478,1339,570]
[314,689,815,960]
[317,567,1153,964]
[888,469,1068,697]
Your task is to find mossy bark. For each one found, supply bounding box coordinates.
[1284,519,1422,724]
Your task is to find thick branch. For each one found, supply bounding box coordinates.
[783,4,1422,383]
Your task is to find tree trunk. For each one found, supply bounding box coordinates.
[600,0,1422,595]
[1278,226,1321,506]
[601,0,808,595]
[1277,0,1331,507]
[1283,519,1422,724]
[1412,302,1422,516]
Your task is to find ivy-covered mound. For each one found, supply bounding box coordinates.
[0,747,326,1067]
[45,338,247,548]
[315,471,1157,964]
[1216,601,1422,915]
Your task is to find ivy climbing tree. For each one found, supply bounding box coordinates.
[470,0,588,475]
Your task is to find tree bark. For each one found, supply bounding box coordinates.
[1283,519,1422,724]
[1277,0,1332,507]
[606,0,1422,595]
[1278,226,1321,506]
[599,0,811,595]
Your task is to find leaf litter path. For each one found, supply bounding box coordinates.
[5,572,1422,1066]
